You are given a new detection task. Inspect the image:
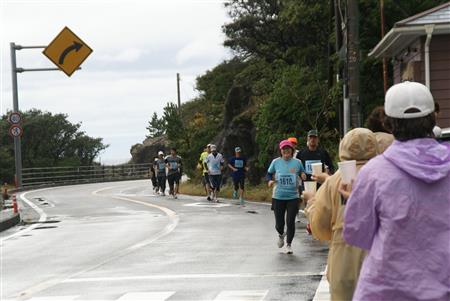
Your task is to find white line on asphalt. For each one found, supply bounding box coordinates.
[26,296,79,301]
[90,187,179,253]
[116,291,175,301]
[312,273,330,301]
[15,186,179,300]
[213,290,268,301]
[0,188,49,243]
[63,271,324,283]
[184,202,231,208]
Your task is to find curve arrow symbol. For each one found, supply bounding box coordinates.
[59,41,83,64]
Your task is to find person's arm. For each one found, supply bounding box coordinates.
[198,155,203,170]
[164,157,169,169]
[178,157,183,174]
[227,158,237,172]
[312,172,330,184]
[298,160,307,181]
[228,163,237,172]
[267,160,276,187]
[244,158,249,172]
[203,157,209,173]
[343,169,378,250]
[308,178,333,241]
[220,156,225,171]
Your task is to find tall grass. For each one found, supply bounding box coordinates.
[180,180,272,203]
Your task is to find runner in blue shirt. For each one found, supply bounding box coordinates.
[267,140,306,254]
[227,146,248,206]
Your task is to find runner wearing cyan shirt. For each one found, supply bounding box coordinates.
[267,140,306,254]
[154,151,167,196]
[165,148,182,199]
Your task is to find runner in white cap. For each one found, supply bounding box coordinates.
[204,144,224,202]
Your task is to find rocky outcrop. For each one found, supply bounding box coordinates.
[130,135,169,164]
[215,85,263,185]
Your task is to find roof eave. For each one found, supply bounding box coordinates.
[368,23,450,59]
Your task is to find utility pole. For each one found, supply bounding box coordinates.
[347,0,362,128]
[176,73,181,112]
[380,0,388,94]
[334,0,347,135]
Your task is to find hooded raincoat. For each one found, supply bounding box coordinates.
[344,138,450,301]
[306,128,378,301]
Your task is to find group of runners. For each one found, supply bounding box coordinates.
[198,144,248,205]
[149,148,182,199]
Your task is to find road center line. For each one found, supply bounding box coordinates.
[63,271,324,283]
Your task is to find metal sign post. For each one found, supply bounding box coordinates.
[10,42,22,188]
[9,38,88,187]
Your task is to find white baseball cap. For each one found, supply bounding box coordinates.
[210,144,217,151]
[385,81,434,119]
[158,151,164,155]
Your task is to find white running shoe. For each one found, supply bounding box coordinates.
[277,234,285,248]
[286,244,293,254]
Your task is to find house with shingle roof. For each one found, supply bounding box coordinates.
[369,2,450,127]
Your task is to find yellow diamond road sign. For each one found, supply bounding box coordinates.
[43,26,93,77]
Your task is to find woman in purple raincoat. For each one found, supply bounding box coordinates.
[342,81,450,301]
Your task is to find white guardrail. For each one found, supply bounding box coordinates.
[21,163,153,187]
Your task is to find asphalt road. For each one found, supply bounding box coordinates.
[1,180,328,301]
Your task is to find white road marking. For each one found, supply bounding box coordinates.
[63,271,323,283]
[26,296,79,301]
[0,188,49,243]
[15,185,179,299]
[116,291,175,301]
[184,202,231,208]
[312,268,330,301]
[213,290,268,301]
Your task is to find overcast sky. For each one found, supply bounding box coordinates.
[0,0,231,164]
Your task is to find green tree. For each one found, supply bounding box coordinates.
[195,58,249,103]
[255,65,340,167]
[223,0,331,67]
[0,109,108,183]
[146,112,166,138]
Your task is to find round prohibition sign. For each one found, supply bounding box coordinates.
[8,112,22,124]
[9,125,23,137]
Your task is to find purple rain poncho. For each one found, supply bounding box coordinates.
[344,139,450,301]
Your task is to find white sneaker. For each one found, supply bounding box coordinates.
[277,234,285,248]
[286,244,293,254]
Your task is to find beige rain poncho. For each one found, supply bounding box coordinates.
[306,128,378,301]
[374,132,394,153]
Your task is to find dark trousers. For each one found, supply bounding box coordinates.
[167,173,180,194]
[157,175,166,192]
[151,176,158,188]
[273,199,299,244]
